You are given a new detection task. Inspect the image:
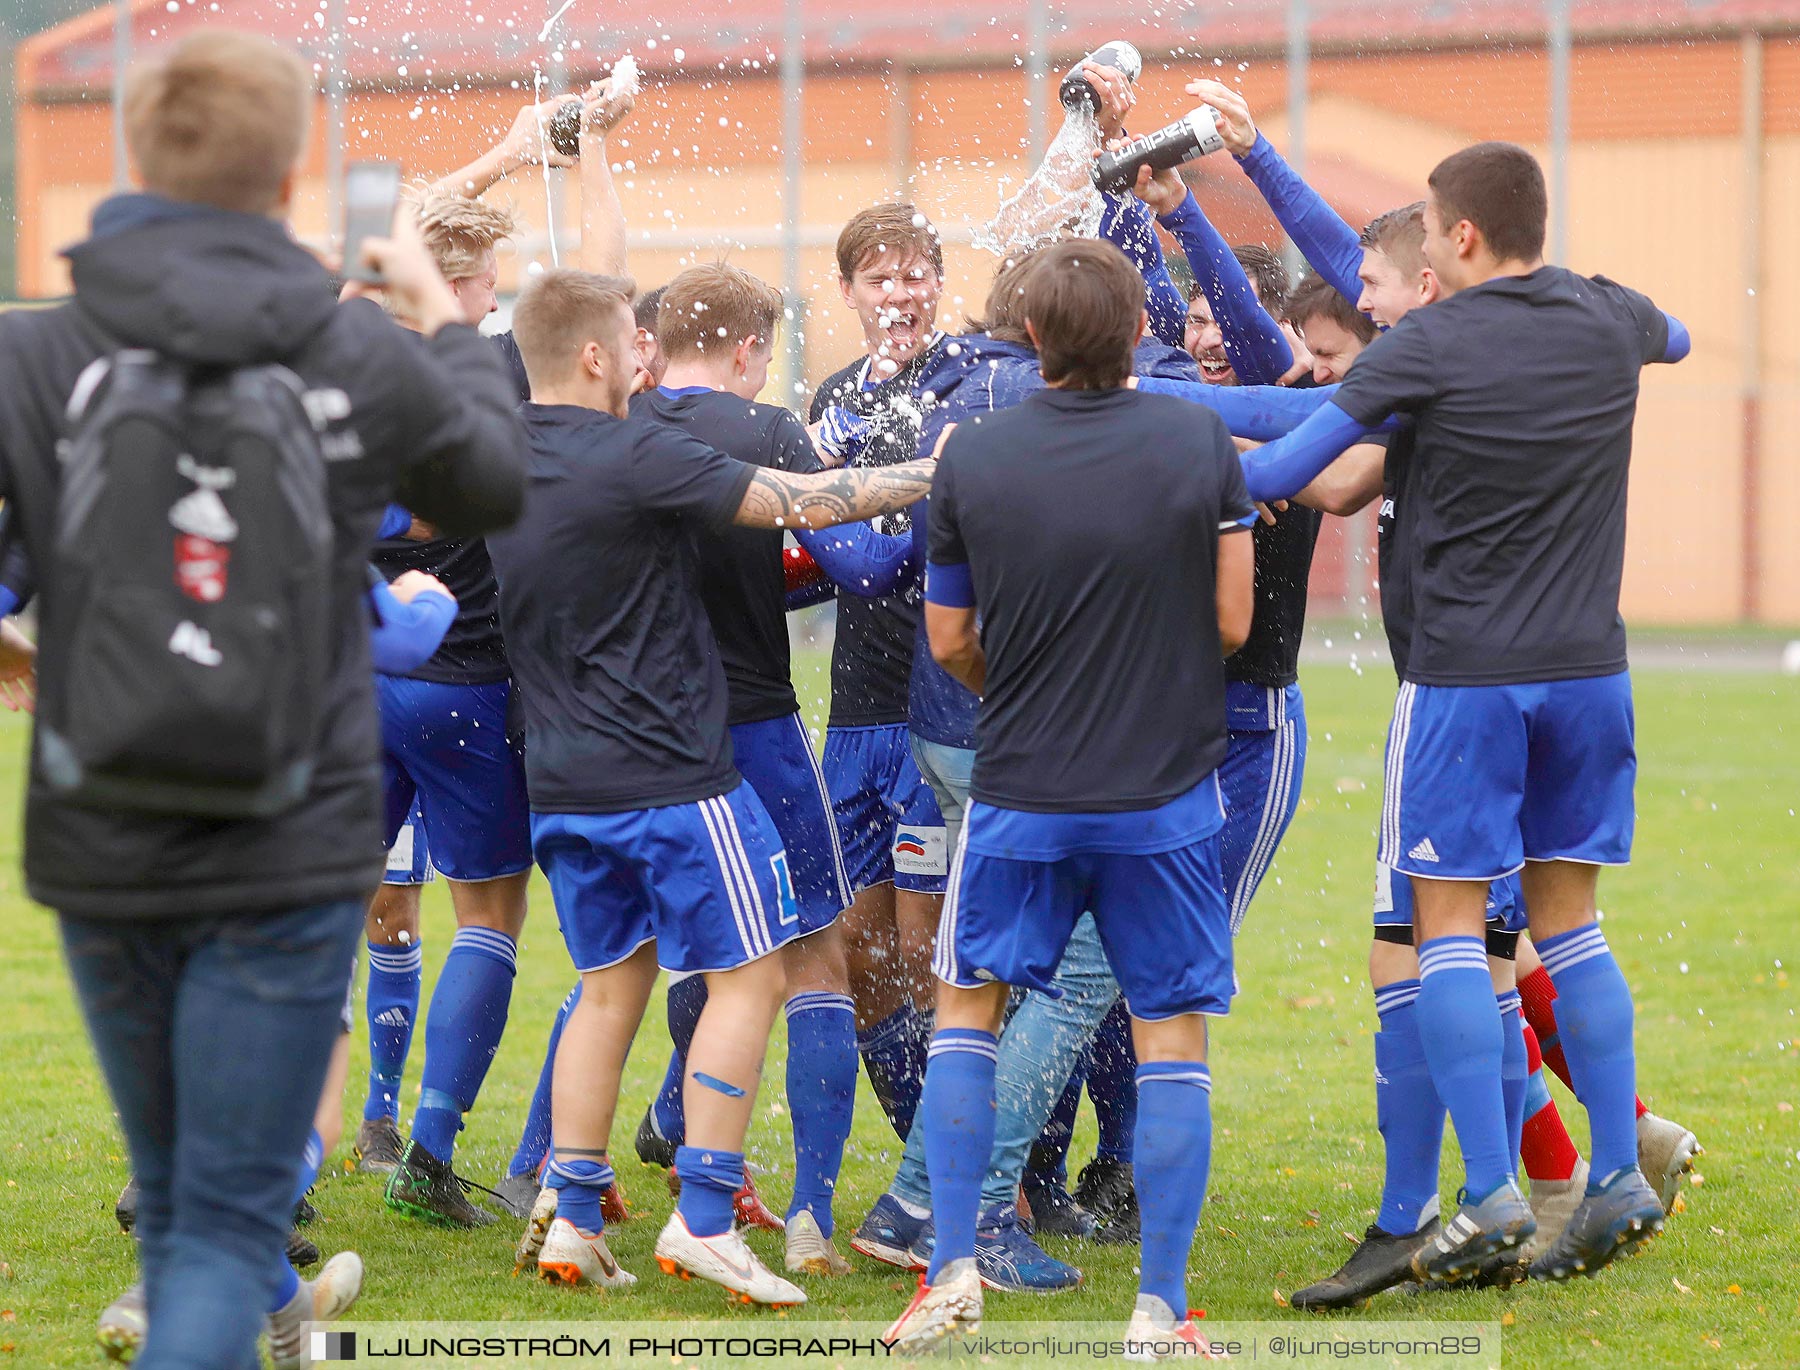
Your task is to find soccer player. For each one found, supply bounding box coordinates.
[1283,274,1375,386]
[807,204,961,1143]
[371,78,634,1222]
[487,268,935,1303]
[884,238,1255,1355]
[629,261,876,1273]
[1240,141,1690,1283]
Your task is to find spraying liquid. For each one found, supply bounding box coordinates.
[973,106,1106,257]
[531,66,559,266]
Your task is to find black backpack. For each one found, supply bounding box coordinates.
[35,348,337,818]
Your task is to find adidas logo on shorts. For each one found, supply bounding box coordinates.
[1408,837,1441,864]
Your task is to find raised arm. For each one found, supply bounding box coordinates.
[734,461,935,532]
[578,73,636,276]
[427,100,575,200]
[1189,80,1365,306]
[1099,194,1188,349]
[1155,186,1293,384]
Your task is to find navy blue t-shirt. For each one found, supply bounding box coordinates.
[631,386,821,726]
[1335,267,1667,687]
[928,387,1256,813]
[809,334,972,727]
[371,328,530,686]
[486,404,756,813]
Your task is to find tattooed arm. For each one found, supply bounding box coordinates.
[733,460,935,531]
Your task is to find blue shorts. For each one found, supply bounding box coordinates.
[1220,683,1308,936]
[1380,673,1635,882]
[378,676,533,883]
[823,723,948,895]
[731,712,853,936]
[531,783,801,974]
[381,804,436,887]
[1374,862,1527,934]
[934,791,1234,1022]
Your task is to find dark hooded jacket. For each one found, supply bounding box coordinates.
[0,195,525,920]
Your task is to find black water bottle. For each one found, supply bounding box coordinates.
[1091,107,1225,193]
[1058,41,1144,114]
[546,97,584,158]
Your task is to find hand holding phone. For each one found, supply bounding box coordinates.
[341,161,403,284]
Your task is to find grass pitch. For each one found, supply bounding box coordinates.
[2,651,1797,1366]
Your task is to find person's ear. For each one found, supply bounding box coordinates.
[1024,317,1042,351]
[735,336,757,375]
[1131,308,1148,349]
[581,339,606,379]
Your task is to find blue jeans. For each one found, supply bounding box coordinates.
[899,738,1123,1211]
[60,900,364,1370]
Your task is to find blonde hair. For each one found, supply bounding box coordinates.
[512,268,637,389]
[123,31,309,215]
[656,262,784,362]
[414,192,518,282]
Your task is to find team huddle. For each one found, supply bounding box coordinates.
[0,27,1706,1370]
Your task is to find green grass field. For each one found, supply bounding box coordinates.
[3,653,1797,1366]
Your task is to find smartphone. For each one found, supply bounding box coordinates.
[341,161,402,284]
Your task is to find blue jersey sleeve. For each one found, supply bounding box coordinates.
[1136,375,1400,441]
[1659,312,1690,363]
[376,503,413,542]
[1100,195,1189,349]
[794,519,920,599]
[1236,134,1366,306]
[368,580,458,675]
[1158,191,1293,385]
[1238,400,1367,504]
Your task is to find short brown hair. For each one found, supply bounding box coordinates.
[1233,244,1289,313]
[964,250,1043,345]
[835,203,943,281]
[1284,274,1377,344]
[1021,239,1143,390]
[656,263,784,362]
[633,284,668,334]
[1359,202,1428,280]
[415,193,517,283]
[512,268,637,389]
[1428,143,1547,264]
[123,31,309,215]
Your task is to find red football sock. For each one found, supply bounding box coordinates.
[1517,964,1650,1117]
[1518,1022,1580,1182]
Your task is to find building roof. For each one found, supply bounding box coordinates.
[21,0,1800,99]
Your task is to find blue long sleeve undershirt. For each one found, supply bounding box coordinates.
[1099,196,1189,349]
[794,519,920,600]
[1237,400,1370,504]
[369,580,457,675]
[1135,374,1400,441]
[1157,191,1294,385]
[1236,134,1366,307]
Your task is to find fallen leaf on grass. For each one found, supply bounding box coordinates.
[1710,1226,1726,1236]
[1673,1193,1689,1215]
[1272,1290,1289,1308]
[1690,1174,1706,1187]
[1779,1101,1793,1113]
[1501,1312,1516,1327]
[1727,1284,1742,1295]
[1672,1277,1693,1295]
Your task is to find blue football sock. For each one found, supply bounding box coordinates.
[411,926,517,1162]
[858,1003,930,1140]
[545,1154,613,1235]
[650,974,710,1145]
[1535,925,1639,1183]
[1026,1066,1084,1188]
[1088,998,1139,1163]
[1134,1062,1213,1318]
[1416,937,1511,1202]
[266,1260,300,1316]
[363,940,422,1123]
[674,1146,743,1238]
[290,1128,324,1208]
[1498,989,1527,1180]
[510,981,580,1180]
[784,991,858,1236]
[1373,980,1445,1235]
[921,1029,999,1281]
